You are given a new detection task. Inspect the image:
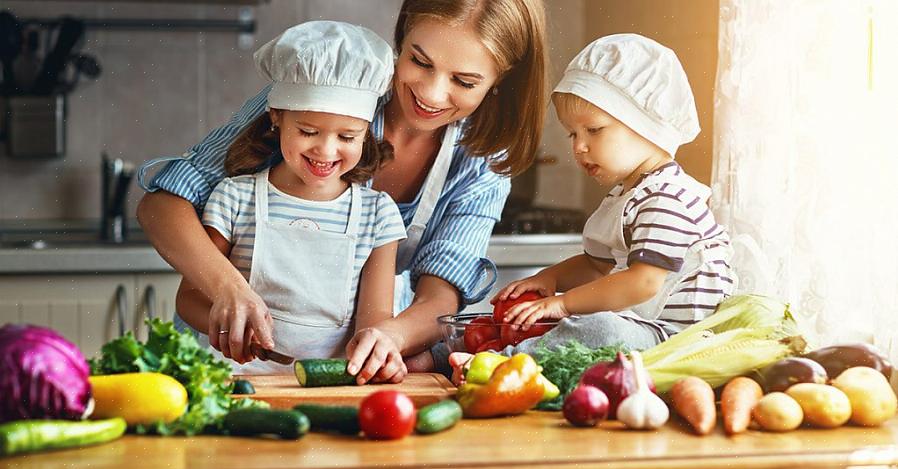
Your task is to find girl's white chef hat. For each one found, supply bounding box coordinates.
[554,33,700,157]
[254,20,394,122]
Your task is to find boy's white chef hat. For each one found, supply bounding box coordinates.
[254,20,394,122]
[554,33,700,157]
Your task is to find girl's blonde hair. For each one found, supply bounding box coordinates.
[224,112,393,183]
[394,0,548,177]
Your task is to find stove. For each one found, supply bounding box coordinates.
[492,203,586,235]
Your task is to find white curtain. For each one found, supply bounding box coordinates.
[712,0,898,363]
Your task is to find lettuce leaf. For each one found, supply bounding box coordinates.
[89,318,267,435]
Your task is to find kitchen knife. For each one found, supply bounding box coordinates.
[249,343,295,365]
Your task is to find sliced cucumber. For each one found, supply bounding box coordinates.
[416,400,462,434]
[223,408,309,439]
[293,404,360,435]
[294,359,356,387]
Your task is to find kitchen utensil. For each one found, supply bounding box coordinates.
[231,373,456,408]
[249,343,295,365]
[101,154,134,243]
[0,11,23,95]
[58,53,101,93]
[31,17,84,95]
[13,28,41,91]
[7,94,65,158]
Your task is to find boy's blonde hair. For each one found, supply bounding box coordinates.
[551,92,597,119]
[395,0,548,177]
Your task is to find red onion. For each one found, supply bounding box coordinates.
[579,352,655,419]
[563,385,609,427]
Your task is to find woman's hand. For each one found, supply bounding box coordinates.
[503,295,570,329]
[345,327,407,385]
[208,283,275,364]
[491,273,557,304]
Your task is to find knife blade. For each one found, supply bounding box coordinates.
[249,343,295,365]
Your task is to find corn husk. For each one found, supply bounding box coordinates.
[642,294,807,393]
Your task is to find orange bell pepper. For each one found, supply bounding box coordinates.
[456,353,546,418]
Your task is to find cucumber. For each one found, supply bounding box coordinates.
[231,379,256,395]
[293,404,360,435]
[223,408,310,439]
[0,418,127,456]
[294,359,356,387]
[415,400,462,434]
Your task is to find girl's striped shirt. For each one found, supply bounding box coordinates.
[202,170,407,313]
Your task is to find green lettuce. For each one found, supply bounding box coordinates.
[89,318,267,435]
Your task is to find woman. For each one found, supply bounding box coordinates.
[136,0,548,383]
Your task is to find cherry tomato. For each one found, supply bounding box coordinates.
[492,291,544,324]
[463,316,499,353]
[359,390,416,440]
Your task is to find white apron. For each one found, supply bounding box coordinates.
[390,123,496,313]
[218,169,362,374]
[582,171,713,337]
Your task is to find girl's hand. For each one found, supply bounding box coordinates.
[208,284,274,364]
[345,327,407,385]
[491,273,557,304]
[503,295,570,329]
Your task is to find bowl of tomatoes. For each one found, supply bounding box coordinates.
[437,293,559,353]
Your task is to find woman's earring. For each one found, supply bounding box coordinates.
[492,87,499,96]
[270,124,277,133]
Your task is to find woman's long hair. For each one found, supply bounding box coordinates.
[394,0,548,177]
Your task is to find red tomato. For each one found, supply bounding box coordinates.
[359,390,416,440]
[500,322,556,347]
[492,291,544,324]
[474,338,504,353]
[463,316,499,353]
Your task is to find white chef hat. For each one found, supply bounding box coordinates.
[254,20,394,122]
[553,33,700,157]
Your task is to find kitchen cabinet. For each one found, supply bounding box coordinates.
[0,273,182,357]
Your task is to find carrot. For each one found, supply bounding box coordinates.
[670,376,716,435]
[720,377,763,435]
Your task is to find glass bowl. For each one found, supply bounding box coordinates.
[437,312,560,353]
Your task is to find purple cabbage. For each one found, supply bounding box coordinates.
[0,324,93,422]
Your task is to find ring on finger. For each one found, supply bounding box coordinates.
[219,329,229,334]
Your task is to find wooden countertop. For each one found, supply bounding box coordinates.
[4,413,898,468]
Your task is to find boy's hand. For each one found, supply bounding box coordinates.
[448,352,474,386]
[503,295,570,329]
[491,273,557,304]
[345,327,407,385]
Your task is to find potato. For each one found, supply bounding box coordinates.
[785,383,851,428]
[752,392,803,432]
[831,366,898,427]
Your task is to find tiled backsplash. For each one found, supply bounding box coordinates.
[0,0,590,221]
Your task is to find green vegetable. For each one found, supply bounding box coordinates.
[231,379,256,395]
[293,404,360,435]
[0,418,126,456]
[416,400,462,434]
[641,294,809,393]
[295,359,356,387]
[532,341,627,411]
[88,319,268,436]
[223,408,310,439]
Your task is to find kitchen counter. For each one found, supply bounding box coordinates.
[3,413,898,468]
[0,222,582,274]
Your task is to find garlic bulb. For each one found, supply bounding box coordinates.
[617,351,669,430]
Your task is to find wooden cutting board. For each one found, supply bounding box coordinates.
[233,373,456,408]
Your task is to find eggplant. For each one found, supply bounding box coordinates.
[761,357,828,393]
[803,343,893,380]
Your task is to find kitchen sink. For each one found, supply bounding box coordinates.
[0,227,150,250]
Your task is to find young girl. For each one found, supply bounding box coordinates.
[175,21,407,375]
[451,34,735,376]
